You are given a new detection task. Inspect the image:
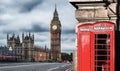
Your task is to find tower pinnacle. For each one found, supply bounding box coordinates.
[54,4,58,18]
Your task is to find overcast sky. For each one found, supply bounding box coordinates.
[0,0,77,53]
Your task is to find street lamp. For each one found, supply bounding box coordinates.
[9,46,13,51]
[9,46,13,61]
[39,54,42,58]
[39,53,43,61]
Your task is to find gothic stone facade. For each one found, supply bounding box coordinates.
[7,33,34,61]
[34,46,50,62]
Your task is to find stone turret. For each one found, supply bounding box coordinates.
[7,33,20,48]
[22,32,34,61]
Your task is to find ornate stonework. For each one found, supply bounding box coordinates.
[70,0,117,24]
[7,33,34,61]
[50,6,61,61]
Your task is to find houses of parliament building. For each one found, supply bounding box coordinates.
[4,6,62,62]
[6,33,50,62]
[7,33,34,61]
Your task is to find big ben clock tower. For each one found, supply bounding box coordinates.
[50,5,61,61]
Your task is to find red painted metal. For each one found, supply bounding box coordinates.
[77,21,115,71]
[0,55,20,58]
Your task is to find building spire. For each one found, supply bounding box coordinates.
[55,4,57,10]
[13,33,15,38]
[54,4,58,18]
[29,32,30,37]
[52,4,59,21]
[22,32,24,40]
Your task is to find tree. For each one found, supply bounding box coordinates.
[61,53,73,62]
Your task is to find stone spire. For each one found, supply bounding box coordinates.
[53,4,59,21]
[22,32,24,40]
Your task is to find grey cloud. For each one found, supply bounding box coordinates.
[62,37,75,42]
[36,39,45,42]
[35,37,46,42]
[0,0,44,13]
[0,20,10,26]
[62,49,76,52]
[62,29,75,34]
[0,33,6,40]
[36,39,46,42]
[2,30,17,34]
[0,9,4,14]
[0,0,76,52]
[18,0,44,13]
[21,23,49,32]
[62,34,75,44]
[70,38,75,42]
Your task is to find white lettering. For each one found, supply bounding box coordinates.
[80,28,91,31]
[94,26,113,30]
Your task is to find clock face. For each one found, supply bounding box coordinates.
[52,25,57,30]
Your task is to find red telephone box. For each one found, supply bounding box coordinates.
[77,21,115,71]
